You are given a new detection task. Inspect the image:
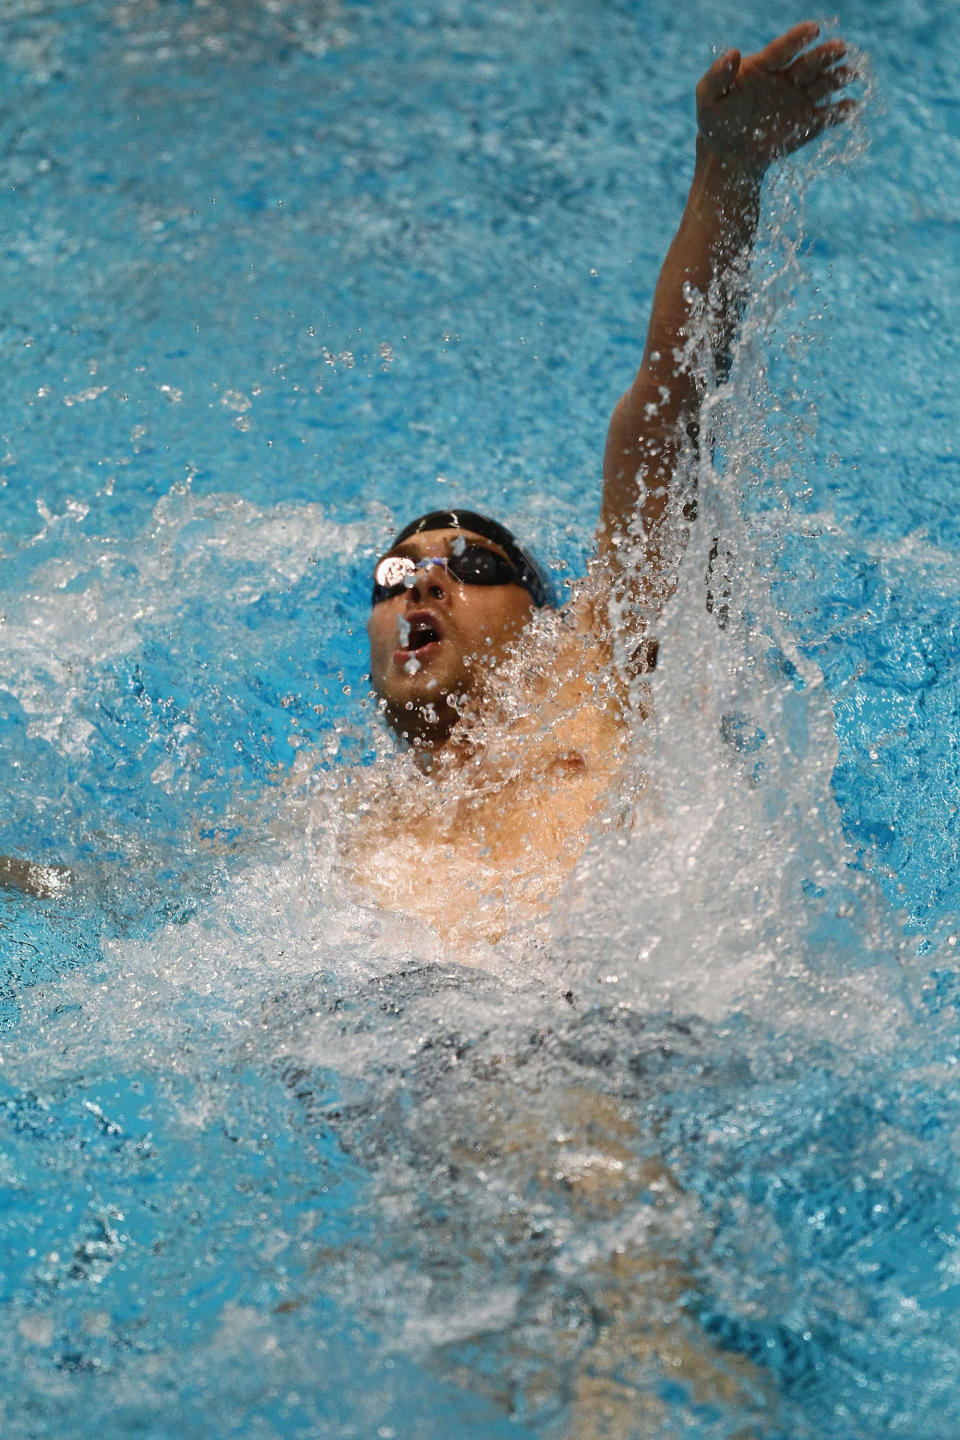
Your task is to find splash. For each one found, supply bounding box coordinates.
[4,31,958,1439]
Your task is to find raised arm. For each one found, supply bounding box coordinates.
[599,23,857,572]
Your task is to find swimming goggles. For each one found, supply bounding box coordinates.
[372,545,525,604]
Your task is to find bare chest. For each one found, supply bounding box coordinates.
[345,704,628,944]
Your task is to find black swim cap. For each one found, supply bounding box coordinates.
[391,509,554,608]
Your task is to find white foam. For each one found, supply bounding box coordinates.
[0,487,367,751]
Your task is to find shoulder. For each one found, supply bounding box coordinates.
[517,571,654,729]
[495,592,637,776]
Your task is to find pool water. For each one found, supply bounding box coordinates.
[1,0,959,1435]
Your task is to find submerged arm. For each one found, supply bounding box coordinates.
[0,854,72,898]
[598,23,856,599]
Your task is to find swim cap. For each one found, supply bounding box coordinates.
[391,509,554,608]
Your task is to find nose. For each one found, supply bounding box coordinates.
[405,559,448,604]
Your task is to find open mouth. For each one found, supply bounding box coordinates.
[395,610,444,666]
[408,616,441,649]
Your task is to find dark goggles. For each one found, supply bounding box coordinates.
[372,544,525,604]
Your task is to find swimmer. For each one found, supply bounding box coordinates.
[350,22,858,941]
[0,23,857,936]
[0,29,860,1436]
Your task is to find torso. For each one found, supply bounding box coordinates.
[343,613,641,953]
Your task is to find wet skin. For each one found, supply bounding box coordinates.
[366,527,536,748]
[357,527,630,948]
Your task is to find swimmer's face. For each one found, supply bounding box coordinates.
[367,528,535,744]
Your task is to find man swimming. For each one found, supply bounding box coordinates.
[0,32,861,1433]
[348,22,857,944]
[346,39,859,1423]
[0,23,856,927]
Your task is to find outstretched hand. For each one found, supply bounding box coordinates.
[696,22,859,170]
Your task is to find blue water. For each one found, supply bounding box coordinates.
[1,0,959,1435]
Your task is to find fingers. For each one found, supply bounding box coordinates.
[698,48,741,103]
[802,97,860,145]
[803,62,859,103]
[819,97,860,128]
[790,38,847,84]
[755,20,820,70]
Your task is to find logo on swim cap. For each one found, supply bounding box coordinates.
[391,510,555,608]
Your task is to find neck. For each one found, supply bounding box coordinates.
[384,694,463,755]
[384,689,491,770]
